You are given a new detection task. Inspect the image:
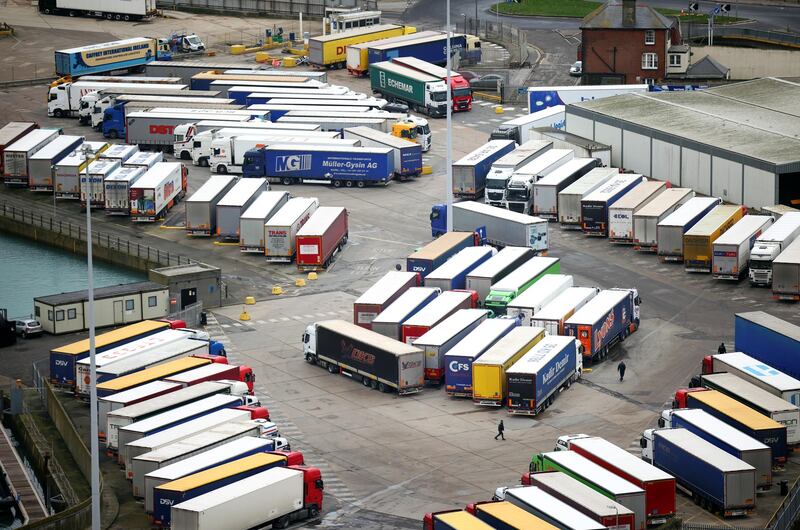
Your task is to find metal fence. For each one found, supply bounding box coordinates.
[156,0,362,18]
[0,63,52,84]
[0,200,197,269]
[681,24,800,47]
[169,301,204,327]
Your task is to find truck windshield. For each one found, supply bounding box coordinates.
[419,124,430,135]
[749,260,771,270]
[506,188,529,201]
[431,91,447,102]
[453,88,472,98]
[486,177,508,189]
[174,133,186,142]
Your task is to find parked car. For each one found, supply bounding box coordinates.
[383,102,410,113]
[470,74,505,92]
[16,318,42,338]
[570,61,582,77]
[458,70,479,82]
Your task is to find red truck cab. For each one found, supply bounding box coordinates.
[673,387,708,408]
[453,289,479,308]
[701,355,714,374]
[233,405,270,420]
[422,510,461,530]
[239,366,255,393]
[193,353,229,364]
[270,450,304,466]
[159,318,187,329]
[289,465,324,516]
[450,74,472,112]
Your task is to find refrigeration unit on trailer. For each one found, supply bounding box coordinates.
[484,140,552,207]
[749,213,800,286]
[129,162,187,222]
[506,274,573,325]
[557,167,618,228]
[656,197,721,262]
[343,126,423,179]
[123,151,162,169]
[703,351,800,408]
[563,288,640,362]
[353,271,420,329]
[371,287,440,340]
[502,486,606,530]
[239,191,290,252]
[185,175,238,236]
[452,140,516,200]
[0,122,38,176]
[214,178,269,240]
[413,308,489,384]
[505,149,574,214]
[608,181,667,244]
[264,197,320,262]
[485,256,560,315]
[580,174,645,237]
[424,246,495,291]
[103,166,146,214]
[531,158,599,220]
[406,231,476,278]
[27,135,84,191]
[490,106,566,144]
[712,215,773,280]
[771,239,800,301]
[527,84,648,113]
[400,291,476,345]
[466,247,535,305]
[632,188,694,251]
[683,205,746,272]
[295,206,349,271]
[3,129,61,187]
[80,158,120,207]
[443,201,549,252]
[530,287,599,336]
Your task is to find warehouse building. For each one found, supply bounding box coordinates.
[565,77,800,208]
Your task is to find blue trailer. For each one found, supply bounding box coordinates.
[367,34,467,67]
[581,174,645,236]
[563,288,641,362]
[452,140,516,200]
[55,38,158,77]
[735,311,800,381]
[241,144,394,187]
[424,246,494,291]
[343,126,422,179]
[406,232,476,278]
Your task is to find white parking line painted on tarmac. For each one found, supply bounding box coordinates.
[504,107,516,111]
[280,317,291,322]
[220,324,231,328]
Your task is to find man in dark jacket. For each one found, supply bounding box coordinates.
[617,360,627,382]
[495,420,505,440]
[718,343,727,355]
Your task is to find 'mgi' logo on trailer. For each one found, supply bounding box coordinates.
[274,155,312,173]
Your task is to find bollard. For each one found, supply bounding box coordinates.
[231,44,246,55]
[239,308,250,321]
[245,296,256,305]
[307,272,318,280]
[255,51,270,63]
[495,106,504,114]
[271,285,283,295]
[295,278,306,287]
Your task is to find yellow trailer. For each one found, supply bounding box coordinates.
[683,204,745,273]
[472,326,545,406]
[309,24,415,68]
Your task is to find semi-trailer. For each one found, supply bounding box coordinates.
[368,34,465,67]
[95,356,213,398]
[656,197,721,262]
[506,274,573,326]
[0,122,38,176]
[466,247,535,305]
[185,175,239,236]
[277,116,389,133]
[526,127,612,167]
[413,308,490,384]
[424,246,495,291]
[77,75,181,84]
[531,451,646,530]
[734,312,800,387]
[712,215,773,279]
[343,125,423,179]
[241,87,357,104]
[97,381,182,440]
[209,133,348,172]
[264,197,320,262]
[557,167,619,229]
[631,188,694,251]
[641,428,756,517]
[309,24,412,67]
[80,158,120,207]
[54,39,158,76]
[42,0,157,20]
[401,291,477,344]
[772,238,800,301]
[170,466,324,530]
[431,201,549,252]
[113,111,248,145]
[500,486,607,530]
[452,140,516,200]
[249,103,370,121]
[85,91,226,128]
[505,335,581,415]
[27,135,84,191]
[683,205,747,272]
[472,326,546,406]
[103,166,146,214]
[749,212,800,286]
[371,287,441,340]
[531,287,600,336]
[444,317,519,397]
[205,79,323,94]
[295,206,349,270]
[563,288,641,362]
[485,140,552,207]
[658,408,772,490]
[164,362,255,393]
[49,81,185,118]
[54,141,109,199]
[353,270,420,329]
[607,181,667,244]
[581,174,646,236]
[702,351,800,407]
[99,143,138,163]
[302,319,425,395]
[466,501,562,530]
[407,231,476,278]
[215,178,269,240]
[527,84,648,112]
[485,256,560,315]
[554,435,676,526]
[346,31,442,76]
[390,55,473,112]
[531,158,599,220]
[3,129,61,187]
[129,162,187,222]
[238,190,290,252]
[369,60,449,118]
[490,106,566,144]
[261,97,386,110]
[152,63,321,82]
[505,149,574,214]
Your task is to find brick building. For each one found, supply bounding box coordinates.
[580,0,684,85]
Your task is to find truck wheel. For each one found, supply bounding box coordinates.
[362,376,371,387]
[180,151,190,161]
[356,181,365,189]
[124,14,130,20]
[345,181,353,188]
[327,364,337,374]
[105,12,112,19]
[216,165,227,174]
[310,505,319,517]
[281,177,292,186]
[107,130,118,140]
[378,382,388,392]
[69,10,75,15]
[370,379,378,389]
[114,14,121,20]
[53,109,63,118]
[332,180,342,188]
[275,516,291,529]
[199,158,208,167]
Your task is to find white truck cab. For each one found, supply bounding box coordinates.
[554,433,591,451]
[217,380,259,405]
[640,428,657,463]
[302,324,317,359]
[750,242,782,285]
[504,174,535,214]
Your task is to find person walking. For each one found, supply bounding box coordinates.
[617,360,627,382]
[718,342,727,355]
[495,420,505,440]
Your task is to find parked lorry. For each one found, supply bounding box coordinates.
[27,135,84,191]
[303,319,425,395]
[702,351,800,408]
[238,190,290,252]
[424,246,495,291]
[277,116,388,133]
[209,132,345,174]
[54,141,109,198]
[123,150,162,169]
[3,129,61,187]
[346,31,439,75]
[85,91,226,128]
[499,486,605,530]
[309,23,412,67]
[343,126,422,179]
[370,60,448,118]
[103,166,146,214]
[466,501,561,530]
[431,201,549,252]
[50,81,184,119]
[0,122,38,177]
[659,408,772,490]
[264,197,320,262]
[632,188,694,251]
[607,181,667,244]
[472,326,545,406]
[581,174,645,236]
[407,231,476,278]
[98,143,138,163]
[185,175,238,236]
[505,149,574,214]
[484,140,552,207]
[564,288,640,362]
[242,87,358,104]
[485,256,560,315]
[371,287,440,340]
[80,158,120,207]
[656,197,721,262]
[295,206,349,270]
[734,311,800,383]
[641,428,756,517]
[259,97,386,110]
[401,291,476,344]
[526,128,612,168]
[165,362,255,393]
[683,205,747,272]
[554,435,676,526]
[749,212,800,286]
[369,34,463,67]
[129,162,187,222]
[557,167,619,229]
[390,55,473,112]
[215,178,269,240]
[413,308,489,384]
[110,110,248,144]
[466,247,535,304]
[95,355,215,398]
[711,215,773,279]
[490,106,566,144]
[97,380,181,440]
[531,287,599,336]
[506,274,573,326]
[531,158,599,220]
[452,140,516,200]
[53,38,159,77]
[353,271,420,329]
[444,317,519,397]
[772,238,800,301]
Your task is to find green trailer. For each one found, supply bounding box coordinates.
[369,61,448,118]
[485,257,560,315]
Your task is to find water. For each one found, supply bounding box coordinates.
[0,231,145,319]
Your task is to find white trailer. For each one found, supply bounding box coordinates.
[97,381,182,442]
[123,151,163,169]
[527,127,612,167]
[531,158,599,220]
[104,166,146,214]
[466,247,535,304]
[557,167,618,228]
[531,287,599,336]
[215,178,269,240]
[185,175,238,236]
[48,81,185,118]
[773,238,800,301]
[608,181,667,244]
[129,162,186,222]
[371,287,441,341]
[251,104,371,119]
[80,158,120,207]
[342,125,422,179]
[506,274,574,325]
[400,291,477,344]
[485,140,552,207]
[244,87,355,101]
[505,148,574,214]
[209,132,347,174]
[451,201,549,252]
[277,116,389,132]
[632,188,694,251]
[712,215,774,280]
[656,197,721,261]
[262,97,386,108]
[264,197,320,261]
[27,135,84,191]
[490,106,566,144]
[122,112,249,146]
[239,191,290,252]
[99,144,139,163]
[87,93,231,128]
[749,212,800,286]
[424,247,496,292]
[3,129,61,187]
[53,141,108,199]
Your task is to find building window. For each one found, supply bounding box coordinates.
[148,295,158,308]
[643,78,656,86]
[48,310,53,322]
[645,30,656,45]
[669,54,682,67]
[35,307,40,317]
[67,309,77,320]
[56,310,65,321]
[126,300,135,311]
[642,53,658,70]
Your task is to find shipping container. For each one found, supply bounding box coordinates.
[506,149,574,214]
[531,287,599,336]
[683,205,746,272]
[407,232,476,278]
[485,140,552,207]
[656,197,721,261]
[473,327,546,406]
[772,238,800,301]
[27,135,84,191]
[466,247,535,305]
[470,501,561,530]
[506,274,573,326]
[608,181,668,244]
[749,212,800,286]
[264,197,320,262]
[557,167,618,228]
[632,188,694,251]
[703,351,800,408]
[485,257,560,315]
[97,380,182,440]
[215,178,269,240]
[238,190,290,252]
[413,308,490,384]
[129,162,187,222]
[563,289,640,361]
[371,287,440,340]
[503,486,606,530]
[353,271,420,329]
[531,158,599,220]
[295,207,349,270]
[443,201,549,252]
[712,215,774,279]
[580,174,645,236]
[3,129,61,186]
[401,291,475,344]
[103,166,146,214]
[424,246,495,291]
[0,122,38,177]
[452,140,516,200]
[185,175,239,236]
[369,60,448,118]
[53,141,109,199]
[308,24,410,67]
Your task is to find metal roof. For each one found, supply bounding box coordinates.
[35,281,166,305]
[569,436,675,481]
[655,428,757,472]
[507,274,574,311]
[412,309,489,347]
[354,271,418,306]
[714,351,800,392]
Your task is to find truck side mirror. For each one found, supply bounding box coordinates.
[639,437,647,448]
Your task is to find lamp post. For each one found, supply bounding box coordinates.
[608,504,619,530]
[461,13,467,34]
[446,0,453,233]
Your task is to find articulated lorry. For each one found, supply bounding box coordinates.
[531,287,599,336]
[498,486,606,530]
[400,291,477,344]
[527,127,612,167]
[466,247,535,304]
[49,80,184,119]
[110,111,248,145]
[712,215,773,280]
[683,205,746,272]
[563,288,641,362]
[702,351,800,408]
[484,140,552,207]
[3,129,61,187]
[370,60,448,118]
[632,188,694,251]
[185,175,238,236]
[772,238,800,301]
[308,24,413,68]
[103,166,146,214]
[295,206,349,271]
[506,274,573,325]
[734,311,800,381]
[580,174,645,237]
[80,158,120,207]
[607,181,667,244]
[485,256,560,315]
[27,135,84,191]
[656,197,721,262]
[390,55,473,112]
[0,122,38,177]
[208,133,347,174]
[343,125,422,179]
[749,212,800,286]
[371,287,441,341]
[413,308,489,385]
[129,162,187,222]
[424,246,495,291]
[215,178,269,240]
[53,38,159,77]
[239,191,290,252]
[531,158,599,220]
[452,140,516,200]
[506,149,575,214]
[84,89,224,127]
[346,31,441,76]
[264,197,320,262]
[407,231,477,278]
[557,167,618,229]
